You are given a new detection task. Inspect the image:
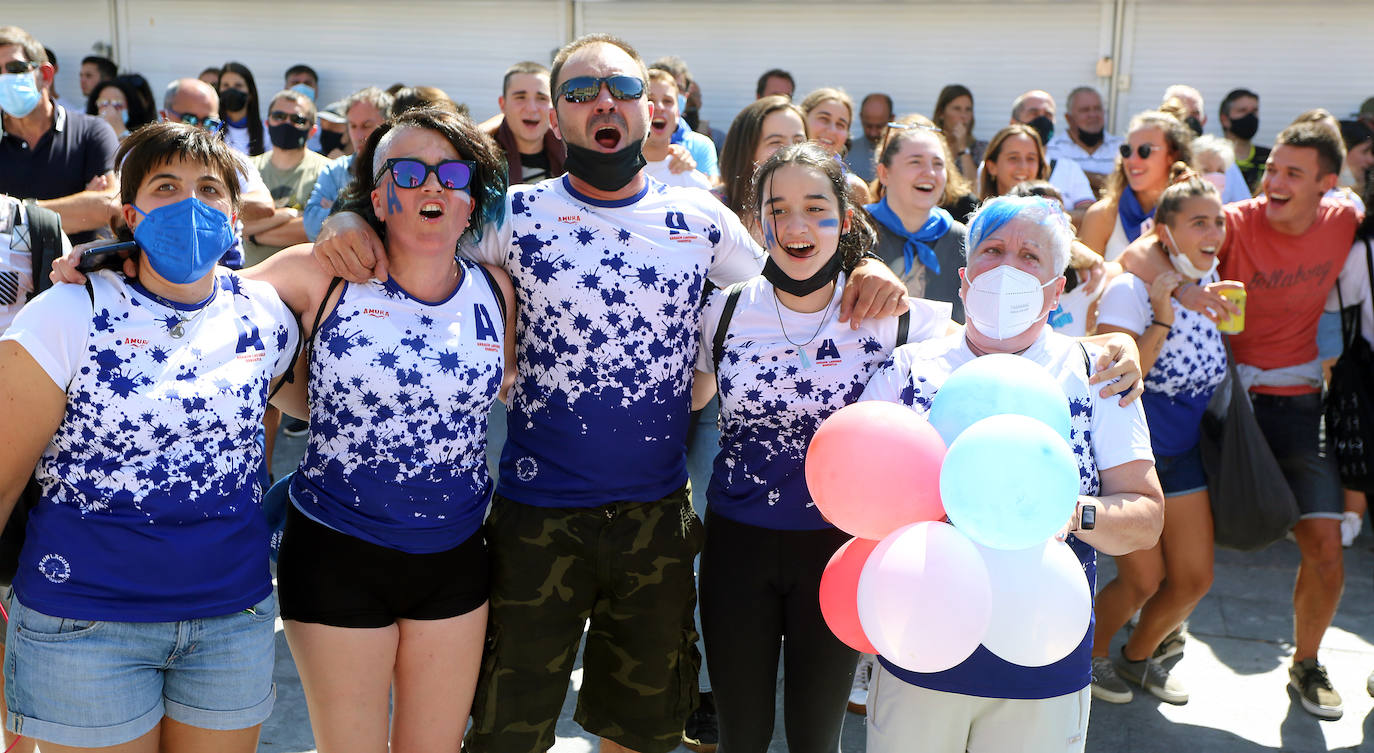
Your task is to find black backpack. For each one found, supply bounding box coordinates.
[1,203,69,586]
[1325,237,1374,493]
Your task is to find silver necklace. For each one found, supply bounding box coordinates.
[145,288,214,339]
[774,287,837,369]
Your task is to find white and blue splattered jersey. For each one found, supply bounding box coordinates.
[860,327,1152,700]
[697,274,950,530]
[467,175,764,508]
[1097,272,1226,457]
[289,258,504,553]
[1,269,298,622]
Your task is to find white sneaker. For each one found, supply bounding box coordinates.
[848,654,873,713]
[1341,511,1362,548]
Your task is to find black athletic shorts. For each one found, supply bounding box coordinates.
[277,503,489,628]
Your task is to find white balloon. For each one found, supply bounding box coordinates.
[857,521,992,673]
[978,539,1092,667]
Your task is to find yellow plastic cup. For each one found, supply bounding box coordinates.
[1216,287,1246,334]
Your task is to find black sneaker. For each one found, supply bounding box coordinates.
[683,691,718,753]
[1289,659,1343,720]
[282,417,310,438]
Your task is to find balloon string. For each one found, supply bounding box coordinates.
[0,600,8,624]
[2,735,21,753]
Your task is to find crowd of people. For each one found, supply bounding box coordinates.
[2,19,1373,753]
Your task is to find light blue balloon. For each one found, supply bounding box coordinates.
[928,353,1072,446]
[939,414,1080,550]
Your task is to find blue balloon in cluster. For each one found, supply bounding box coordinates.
[939,414,1080,550]
[928,353,1071,445]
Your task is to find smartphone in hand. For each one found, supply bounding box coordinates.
[75,241,138,273]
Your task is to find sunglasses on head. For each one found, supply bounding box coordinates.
[555,75,645,104]
[377,158,476,191]
[2,61,38,75]
[1120,143,1160,160]
[268,110,312,128]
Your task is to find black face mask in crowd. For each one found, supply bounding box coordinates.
[563,139,646,192]
[1028,115,1054,146]
[220,88,248,113]
[268,121,310,150]
[1228,112,1259,140]
[1185,116,1204,137]
[319,129,345,154]
[1077,128,1104,148]
[762,251,845,297]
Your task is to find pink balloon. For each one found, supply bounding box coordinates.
[857,521,991,674]
[805,401,946,540]
[819,537,881,654]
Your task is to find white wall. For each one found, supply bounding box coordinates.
[8,0,1373,148]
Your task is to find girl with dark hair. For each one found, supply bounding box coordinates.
[866,114,972,321]
[218,61,264,155]
[85,76,155,140]
[251,106,515,753]
[718,95,807,228]
[1091,168,1230,705]
[0,121,298,752]
[692,141,955,753]
[933,84,985,181]
[1079,111,1194,261]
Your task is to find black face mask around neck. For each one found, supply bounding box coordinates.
[563,139,646,192]
[1077,128,1104,147]
[762,251,844,297]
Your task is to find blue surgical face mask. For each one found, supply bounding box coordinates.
[0,71,42,118]
[132,196,236,284]
[289,83,316,102]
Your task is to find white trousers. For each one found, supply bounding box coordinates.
[865,663,1091,753]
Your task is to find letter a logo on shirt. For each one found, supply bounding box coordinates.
[815,338,841,364]
[235,316,265,354]
[474,303,499,342]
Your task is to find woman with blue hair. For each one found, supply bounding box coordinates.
[861,195,1164,753]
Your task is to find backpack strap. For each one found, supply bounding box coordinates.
[473,262,507,324]
[24,201,65,301]
[711,281,748,374]
[268,276,342,403]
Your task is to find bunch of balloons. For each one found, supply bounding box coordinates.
[809,354,1092,673]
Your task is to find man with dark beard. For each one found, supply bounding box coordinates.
[311,34,907,753]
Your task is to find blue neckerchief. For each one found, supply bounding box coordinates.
[865,198,952,276]
[1118,187,1154,243]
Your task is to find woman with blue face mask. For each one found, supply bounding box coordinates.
[0,121,299,753]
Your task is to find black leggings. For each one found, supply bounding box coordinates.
[698,510,858,753]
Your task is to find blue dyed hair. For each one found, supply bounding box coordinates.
[963,195,1073,274]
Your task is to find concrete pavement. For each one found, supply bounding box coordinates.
[259,430,1374,752]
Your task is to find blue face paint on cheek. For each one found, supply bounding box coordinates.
[763,222,776,249]
[386,180,402,215]
[818,218,839,228]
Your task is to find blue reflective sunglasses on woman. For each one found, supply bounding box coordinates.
[376,158,475,190]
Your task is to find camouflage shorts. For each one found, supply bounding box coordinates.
[464,485,703,753]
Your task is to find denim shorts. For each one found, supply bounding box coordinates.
[1250,392,1343,520]
[4,592,277,748]
[1154,444,1209,497]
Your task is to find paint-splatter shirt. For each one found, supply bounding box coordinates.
[697,274,949,529]
[860,327,1152,699]
[1,269,297,621]
[290,258,504,552]
[467,175,764,508]
[1097,272,1226,456]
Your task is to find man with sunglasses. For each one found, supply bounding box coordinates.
[0,26,120,245]
[314,33,907,753]
[159,77,274,268]
[243,89,329,267]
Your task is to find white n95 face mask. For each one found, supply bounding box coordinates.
[962,265,1057,341]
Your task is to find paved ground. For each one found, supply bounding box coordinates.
[260,428,1374,752]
